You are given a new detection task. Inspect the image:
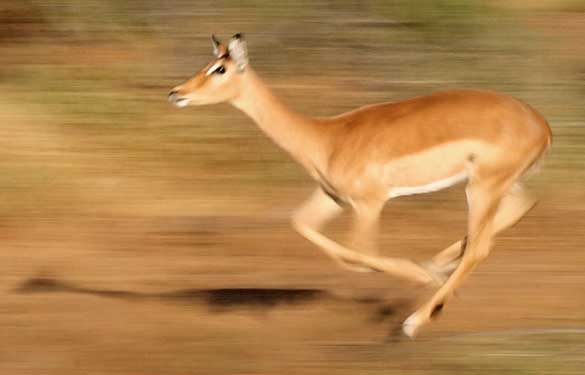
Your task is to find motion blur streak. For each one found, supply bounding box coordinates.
[0,1,584,374]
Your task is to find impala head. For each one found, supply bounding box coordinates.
[168,33,249,108]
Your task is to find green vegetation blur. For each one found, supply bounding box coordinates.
[1,0,584,220]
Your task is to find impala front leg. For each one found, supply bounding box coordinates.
[292,188,435,284]
[348,200,383,256]
[342,199,384,272]
[292,188,347,268]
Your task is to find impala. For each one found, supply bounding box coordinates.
[168,34,552,337]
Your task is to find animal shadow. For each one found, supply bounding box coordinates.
[16,277,414,337]
[16,277,329,311]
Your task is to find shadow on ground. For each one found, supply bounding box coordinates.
[15,277,413,325]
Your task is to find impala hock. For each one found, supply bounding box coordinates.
[168,34,552,337]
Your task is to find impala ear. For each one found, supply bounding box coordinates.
[228,33,248,72]
[211,34,222,57]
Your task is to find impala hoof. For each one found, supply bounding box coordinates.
[402,312,427,338]
[402,317,419,338]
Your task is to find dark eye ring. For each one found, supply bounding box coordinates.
[215,66,226,74]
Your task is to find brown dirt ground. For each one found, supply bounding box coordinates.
[0,184,583,374]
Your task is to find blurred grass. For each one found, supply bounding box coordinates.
[437,332,585,375]
[2,4,584,180]
[1,0,584,235]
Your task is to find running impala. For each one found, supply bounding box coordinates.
[168,34,552,337]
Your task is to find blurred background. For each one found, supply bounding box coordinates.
[1,1,584,374]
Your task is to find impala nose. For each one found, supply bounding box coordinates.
[168,89,191,108]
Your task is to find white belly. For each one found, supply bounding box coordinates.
[388,171,468,198]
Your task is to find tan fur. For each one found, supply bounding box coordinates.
[169,35,552,337]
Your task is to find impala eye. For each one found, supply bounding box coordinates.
[215,66,226,74]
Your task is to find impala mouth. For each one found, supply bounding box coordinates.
[168,91,191,108]
[173,97,191,108]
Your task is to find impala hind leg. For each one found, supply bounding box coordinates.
[403,172,518,337]
[292,188,434,284]
[425,183,537,277]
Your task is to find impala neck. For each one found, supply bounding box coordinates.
[230,68,326,170]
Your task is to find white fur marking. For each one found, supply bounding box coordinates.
[174,98,190,108]
[205,62,222,76]
[388,171,468,198]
